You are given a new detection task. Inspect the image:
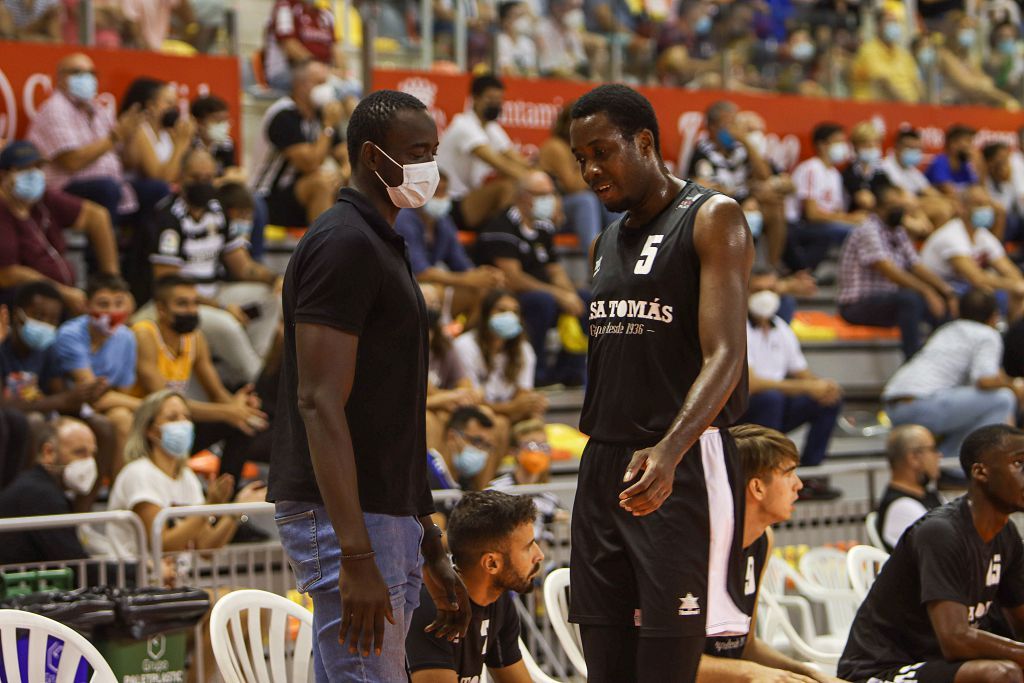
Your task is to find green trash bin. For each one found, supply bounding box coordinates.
[96,631,188,683]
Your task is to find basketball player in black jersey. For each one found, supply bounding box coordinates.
[700,424,845,683]
[567,84,754,683]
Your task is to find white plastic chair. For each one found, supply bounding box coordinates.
[484,638,564,683]
[798,546,861,638]
[542,568,587,678]
[762,556,852,654]
[210,589,313,683]
[0,608,116,683]
[757,590,840,675]
[864,512,886,551]
[847,545,890,600]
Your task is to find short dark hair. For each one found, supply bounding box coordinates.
[346,89,428,172]
[960,424,1024,476]
[706,100,736,128]
[190,94,228,121]
[470,74,504,98]
[498,1,521,22]
[571,84,661,155]
[946,123,976,145]
[959,288,998,323]
[731,423,799,482]
[871,176,900,204]
[217,182,254,212]
[446,490,537,568]
[895,127,920,146]
[812,122,844,146]
[121,77,165,115]
[85,273,130,299]
[447,406,494,433]
[154,274,197,302]
[14,280,62,311]
[983,141,1008,163]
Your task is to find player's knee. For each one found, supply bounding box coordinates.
[977,660,1022,683]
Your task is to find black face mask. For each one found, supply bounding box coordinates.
[183,181,217,208]
[161,108,180,129]
[956,149,971,165]
[884,207,905,228]
[482,104,502,122]
[170,312,199,334]
[426,308,442,327]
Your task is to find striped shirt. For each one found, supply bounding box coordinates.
[4,0,59,27]
[838,214,920,305]
[27,90,138,215]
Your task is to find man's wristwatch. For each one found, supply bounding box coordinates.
[322,126,336,140]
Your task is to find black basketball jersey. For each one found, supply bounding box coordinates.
[703,532,769,659]
[580,181,749,445]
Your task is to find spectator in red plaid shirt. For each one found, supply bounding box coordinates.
[838,180,956,359]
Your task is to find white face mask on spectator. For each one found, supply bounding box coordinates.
[373,144,440,209]
[62,457,98,496]
[828,141,849,165]
[564,9,584,29]
[748,290,781,320]
[513,15,532,34]
[206,121,231,143]
[310,82,335,110]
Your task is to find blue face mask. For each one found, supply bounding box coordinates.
[489,311,522,340]
[900,147,923,168]
[958,28,976,49]
[159,420,195,458]
[971,206,995,230]
[66,73,98,102]
[12,169,45,203]
[694,15,712,36]
[999,38,1018,57]
[917,46,936,67]
[858,147,881,165]
[744,210,763,239]
[228,219,253,240]
[454,444,488,477]
[716,128,736,150]
[792,41,815,62]
[19,315,56,351]
[881,21,903,44]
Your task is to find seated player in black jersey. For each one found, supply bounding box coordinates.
[699,424,845,683]
[407,490,544,683]
[839,424,1024,683]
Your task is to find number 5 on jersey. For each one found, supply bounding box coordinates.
[634,235,665,275]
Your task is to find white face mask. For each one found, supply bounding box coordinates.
[423,196,452,219]
[748,290,781,320]
[513,15,532,34]
[206,120,231,143]
[532,194,557,222]
[310,82,336,109]
[373,144,440,209]
[62,457,98,496]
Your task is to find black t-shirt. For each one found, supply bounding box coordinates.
[0,465,87,565]
[687,138,752,201]
[406,584,522,680]
[580,182,749,444]
[705,532,769,659]
[475,207,558,283]
[268,188,434,516]
[149,195,247,285]
[839,496,1024,679]
[842,162,885,211]
[876,485,944,553]
[253,98,343,198]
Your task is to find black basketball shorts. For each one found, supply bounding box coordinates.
[569,428,747,637]
[859,661,965,683]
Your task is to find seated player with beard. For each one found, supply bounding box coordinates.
[406,490,544,683]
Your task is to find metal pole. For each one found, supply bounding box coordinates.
[78,0,95,46]
[361,0,377,94]
[421,0,434,69]
[455,0,467,71]
[609,35,623,83]
[341,0,352,49]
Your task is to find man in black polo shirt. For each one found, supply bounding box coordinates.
[839,424,1024,683]
[875,424,945,552]
[476,170,587,386]
[270,89,470,682]
[407,490,542,683]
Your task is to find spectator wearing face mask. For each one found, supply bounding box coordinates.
[396,174,505,324]
[843,122,887,213]
[119,78,195,188]
[921,185,1024,320]
[139,149,283,388]
[262,0,337,93]
[0,419,96,566]
[937,12,1020,110]
[54,274,140,474]
[453,291,548,462]
[107,389,265,560]
[536,0,599,79]
[490,419,568,533]
[985,21,1024,97]
[881,128,956,232]
[430,406,498,491]
[926,124,980,198]
[743,269,843,498]
[476,172,588,387]
[787,123,867,272]
[850,8,923,103]
[496,1,539,77]
[0,141,119,315]
[121,0,196,50]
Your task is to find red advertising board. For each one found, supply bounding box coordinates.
[0,41,240,144]
[374,68,1024,173]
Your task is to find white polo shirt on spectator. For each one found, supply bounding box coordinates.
[787,157,844,223]
[920,218,1006,282]
[747,317,808,382]
[436,111,513,200]
[881,153,932,196]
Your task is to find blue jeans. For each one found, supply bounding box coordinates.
[791,221,853,271]
[519,288,590,386]
[742,391,842,466]
[839,288,939,359]
[886,387,1017,459]
[275,502,424,682]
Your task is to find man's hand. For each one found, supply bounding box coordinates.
[321,100,344,129]
[512,391,549,417]
[808,378,843,406]
[422,555,472,641]
[778,270,818,298]
[554,290,585,317]
[60,286,88,315]
[171,115,196,146]
[206,473,235,504]
[923,289,947,320]
[619,441,683,516]
[221,401,268,435]
[464,266,505,290]
[61,378,108,413]
[742,664,819,683]
[339,556,395,657]
[234,480,267,504]
[225,303,250,326]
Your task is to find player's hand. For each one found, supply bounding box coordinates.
[743,665,819,682]
[339,556,394,657]
[422,556,472,640]
[619,442,682,516]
